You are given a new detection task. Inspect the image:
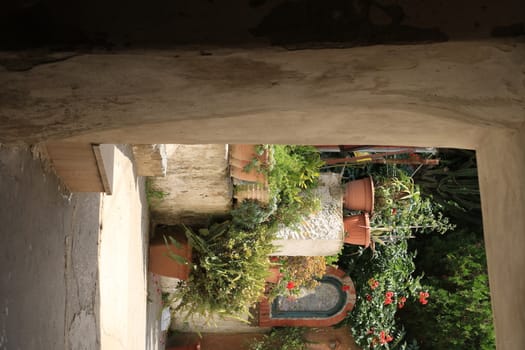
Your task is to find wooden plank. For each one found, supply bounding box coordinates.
[46,142,105,192]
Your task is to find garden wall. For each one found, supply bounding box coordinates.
[272,172,344,256]
[148,144,232,225]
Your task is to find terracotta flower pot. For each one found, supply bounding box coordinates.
[229,157,268,184]
[148,230,192,279]
[343,213,371,247]
[343,176,375,213]
[230,144,268,162]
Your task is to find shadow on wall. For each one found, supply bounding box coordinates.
[250,0,448,46]
[0,0,523,49]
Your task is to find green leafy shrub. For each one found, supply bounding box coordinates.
[268,145,324,227]
[400,232,495,349]
[341,240,425,348]
[250,327,309,350]
[414,149,482,230]
[236,144,324,228]
[230,199,276,231]
[324,252,341,267]
[171,221,276,321]
[340,169,454,348]
[371,173,454,243]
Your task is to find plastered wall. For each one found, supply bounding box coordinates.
[1,40,525,348]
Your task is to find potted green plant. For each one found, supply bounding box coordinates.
[266,145,324,227]
[229,144,269,184]
[343,174,453,249]
[148,227,192,280]
[169,220,277,321]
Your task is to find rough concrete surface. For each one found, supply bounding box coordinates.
[0,144,100,350]
[0,144,155,350]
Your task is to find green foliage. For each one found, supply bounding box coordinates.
[414,149,482,230]
[337,153,491,349]
[236,144,324,228]
[230,199,276,231]
[171,221,277,321]
[268,145,324,227]
[340,167,454,349]
[165,145,324,323]
[401,231,494,349]
[163,235,190,265]
[341,240,424,349]
[371,173,454,244]
[268,256,327,299]
[324,252,341,267]
[146,178,169,205]
[250,327,309,350]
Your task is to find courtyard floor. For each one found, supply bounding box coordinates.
[0,144,163,350]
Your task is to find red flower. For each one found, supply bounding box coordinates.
[383,291,395,305]
[366,294,372,301]
[342,285,350,292]
[286,281,295,290]
[269,256,279,262]
[419,291,429,304]
[379,331,393,344]
[368,278,380,290]
[392,208,397,215]
[398,296,407,309]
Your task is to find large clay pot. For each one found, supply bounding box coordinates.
[148,230,192,279]
[229,157,268,184]
[230,144,267,162]
[343,176,375,213]
[343,213,371,247]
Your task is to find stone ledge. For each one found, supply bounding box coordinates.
[132,144,168,177]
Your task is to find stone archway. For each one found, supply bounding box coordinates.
[1,40,524,349]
